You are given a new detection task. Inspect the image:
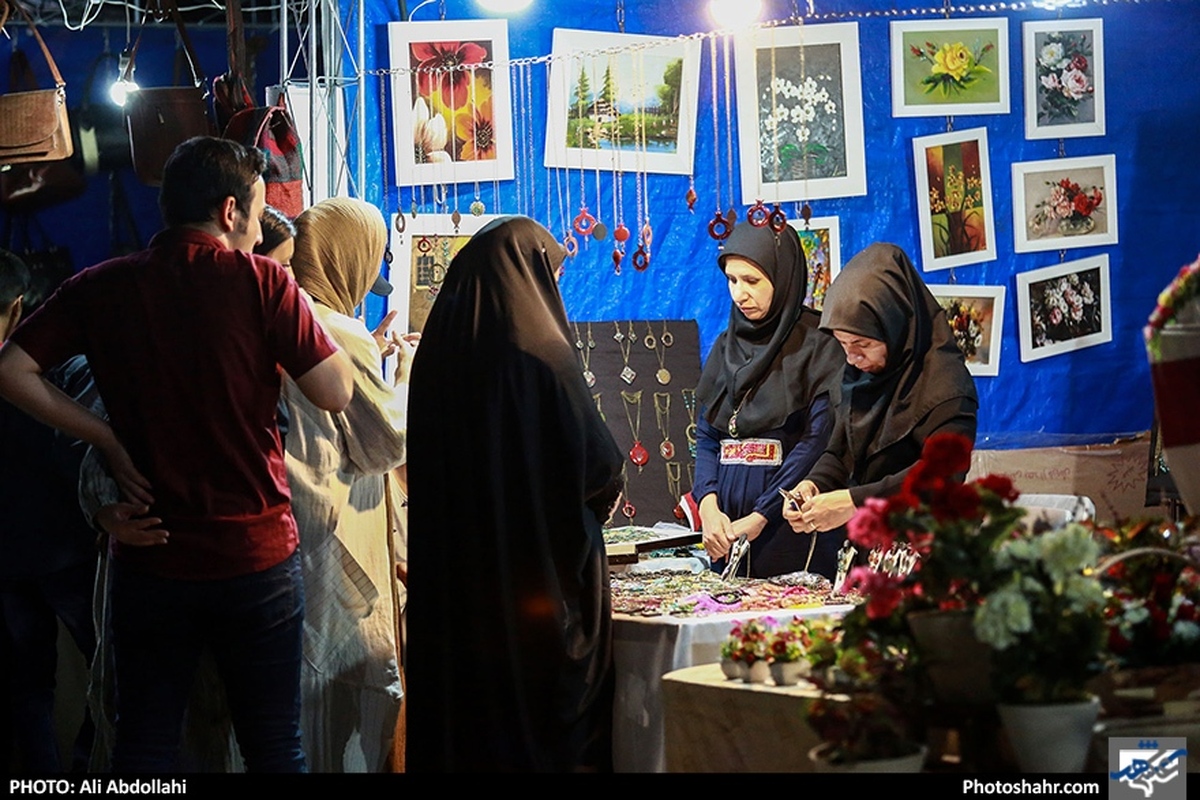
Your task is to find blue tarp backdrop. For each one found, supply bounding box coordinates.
[353,0,1200,447]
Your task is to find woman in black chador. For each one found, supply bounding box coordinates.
[405,217,623,772]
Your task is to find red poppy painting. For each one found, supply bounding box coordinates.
[388,20,514,185]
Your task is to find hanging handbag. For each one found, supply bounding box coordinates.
[122,0,214,186]
[216,0,304,217]
[0,1,74,166]
[1,49,87,211]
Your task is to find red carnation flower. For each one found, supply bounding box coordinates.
[848,498,897,550]
[920,432,973,479]
[931,482,981,522]
[845,567,905,620]
[1070,54,1088,71]
[976,473,1020,503]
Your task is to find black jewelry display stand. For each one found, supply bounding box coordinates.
[570,319,702,528]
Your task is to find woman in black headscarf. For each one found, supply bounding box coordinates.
[404,217,623,772]
[784,243,978,535]
[694,222,844,579]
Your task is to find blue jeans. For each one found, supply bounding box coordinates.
[109,550,306,773]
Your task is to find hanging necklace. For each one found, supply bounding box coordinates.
[574,322,596,387]
[621,463,636,522]
[621,389,650,471]
[665,461,682,502]
[722,33,738,229]
[643,321,656,350]
[632,50,651,272]
[706,34,730,242]
[615,321,636,384]
[653,334,671,386]
[654,391,675,459]
[593,392,605,422]
[681,388,697,457]
[660,320,673,348]
[468,67,486,216]
[379,73,400,265]
[728,392,749,438]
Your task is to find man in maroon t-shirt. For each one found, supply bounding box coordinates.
[0,137,353,772]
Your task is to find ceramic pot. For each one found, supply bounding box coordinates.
[719,657,741,680]
[906,609,994,705]
[807,742,927,773]
[998,695,1100,773]
[744,660,770,684]
[769,660,809,686]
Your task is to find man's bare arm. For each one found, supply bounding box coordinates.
[290,350,354,412]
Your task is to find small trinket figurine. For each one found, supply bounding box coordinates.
[834,539,857,593]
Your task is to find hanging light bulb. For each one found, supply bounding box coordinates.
[709,0,762,29]
[476,0,533,12]
[109,50,139,107]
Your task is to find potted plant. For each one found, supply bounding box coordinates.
[1092,517,1200,716]
[972,522,1108,772]
[766,616,838,686]
[840,432,1026,704]
[720,617,775,683]
[804,631,925,772]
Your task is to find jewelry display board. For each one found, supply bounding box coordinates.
[569,319,701,528]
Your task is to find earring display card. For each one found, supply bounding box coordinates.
[570,319,701,529]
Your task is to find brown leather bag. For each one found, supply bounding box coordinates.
[123,0,214,186]
[0,50,87,211]
[0,2,74,166]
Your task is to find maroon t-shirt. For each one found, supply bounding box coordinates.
[11,228,339,580]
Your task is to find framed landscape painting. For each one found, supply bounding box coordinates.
[1012,154,1117,253]
[1023,19,1105,140]
[387,20,515,186]
[788,215,841,311]
[891,18,1010,117]
[927,284,1006,376]
[544,28,701,176]
[1016,255,1112,363]
[912,127,997,271]
[734,22,867,203]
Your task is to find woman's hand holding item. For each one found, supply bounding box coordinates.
[783,480,817,531]
[699,493,736,560]
[800,489,856,532]
[731,511,768,542]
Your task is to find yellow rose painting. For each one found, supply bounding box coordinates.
[894,22,1006,113]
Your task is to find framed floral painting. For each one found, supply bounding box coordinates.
[912,127,997,271]
[1023,19,1105,140]
[788,215,841,311]
[1016,255,1111,363]
[544,29,700,176]
[734,22,867,203]
[927,284,1006,377]
[1012,154,1117,253]
[891,18,1010,117]
[387,20,515,186]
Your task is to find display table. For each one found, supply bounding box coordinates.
[612,604,852,772]
[661,662,826,772]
